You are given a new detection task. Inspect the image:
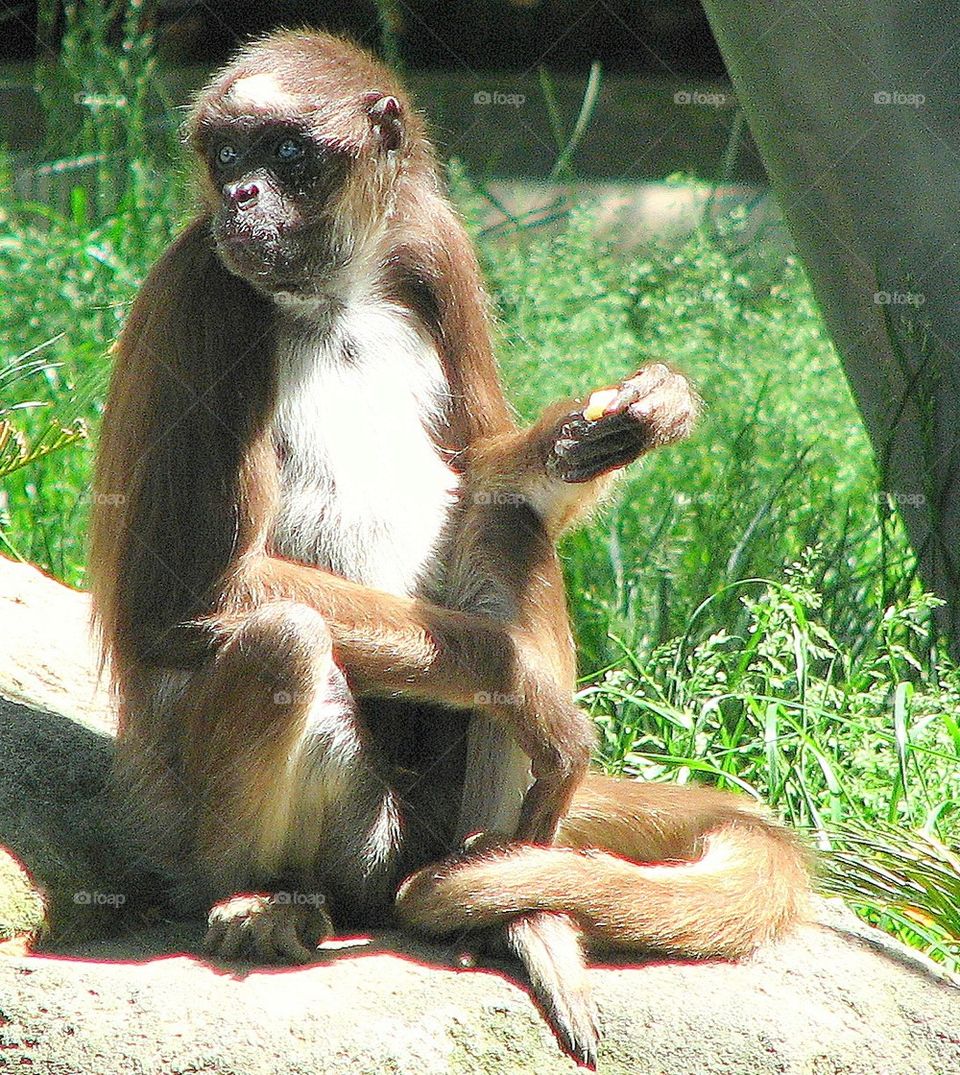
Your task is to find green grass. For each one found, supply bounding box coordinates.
[1,18,958,973]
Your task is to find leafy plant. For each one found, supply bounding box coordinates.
[578,554,960,968]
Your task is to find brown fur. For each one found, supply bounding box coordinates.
[88,30,808,1068]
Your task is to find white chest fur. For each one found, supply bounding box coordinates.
[270,300,460,599]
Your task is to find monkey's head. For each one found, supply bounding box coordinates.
[187,31,430,299]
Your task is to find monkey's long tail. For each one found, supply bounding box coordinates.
[395,775,810,959]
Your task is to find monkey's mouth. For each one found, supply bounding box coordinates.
[215,216,285,249]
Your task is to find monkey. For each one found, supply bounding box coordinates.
[88,30,809,1068]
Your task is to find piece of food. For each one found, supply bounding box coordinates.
[582,388,619,421]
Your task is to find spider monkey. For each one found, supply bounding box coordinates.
[89,30,808,1067]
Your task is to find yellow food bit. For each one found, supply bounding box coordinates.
[583,388,619,421]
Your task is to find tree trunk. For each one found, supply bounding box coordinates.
[700,1,960,652]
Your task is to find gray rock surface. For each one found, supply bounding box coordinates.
[1,554,959,1074]
[0,554,112,734]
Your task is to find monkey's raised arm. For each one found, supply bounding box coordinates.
[468,362,700,539]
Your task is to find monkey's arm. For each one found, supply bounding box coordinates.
[470,362,699,537]
[89,218,280,677]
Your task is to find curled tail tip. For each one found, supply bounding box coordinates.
[506,912,599,1070]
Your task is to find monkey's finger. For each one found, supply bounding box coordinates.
[555,402,682,482]
[608,362,673,408]
[202,917,228,957]
[274,916,318,964]
[561,411,637,449]
[214,919,251,962]
[248,917,286,963]
[517,776,574,845]
[580,363,673,421]
[314,905,335,942]
[556,412,647,454]
[557,438,649,484]
[580,364,673,421]
[557,420,644,460]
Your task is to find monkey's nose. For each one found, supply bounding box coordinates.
[224,181,260,210]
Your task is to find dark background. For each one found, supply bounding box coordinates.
[0,0,725,74]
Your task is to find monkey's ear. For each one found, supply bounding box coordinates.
[363,92,403,152]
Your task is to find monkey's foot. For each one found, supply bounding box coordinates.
[203,891,334,964]
[547,362,698,484]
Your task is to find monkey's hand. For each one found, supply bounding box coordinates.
[547,362,698,484]
[203,891,333,964]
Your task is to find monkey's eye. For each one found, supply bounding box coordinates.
[275,137,305,162]
[216,144,239,167]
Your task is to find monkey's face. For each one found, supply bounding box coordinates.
[196,121,355,295]
[187,34,427,301]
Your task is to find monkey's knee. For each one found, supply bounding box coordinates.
[226,600,334,687]
[184,600,350,799]
[202,601,354,732]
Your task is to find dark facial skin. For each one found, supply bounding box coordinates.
[199,123,352,295]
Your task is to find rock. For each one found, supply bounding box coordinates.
[0,845,44,941]
[0,554,112,734]
[1,553,959,1073]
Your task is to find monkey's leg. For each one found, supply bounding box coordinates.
[175,600,402,963]
[212,559,595,848]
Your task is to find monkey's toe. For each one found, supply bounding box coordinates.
[203,892,333,964]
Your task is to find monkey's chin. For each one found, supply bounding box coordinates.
[215,236,306,295]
